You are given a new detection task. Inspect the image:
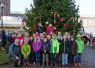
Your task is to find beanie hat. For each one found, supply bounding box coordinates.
[77,34,81,38]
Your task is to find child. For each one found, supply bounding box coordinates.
[50,34,59,67]
[28,36,35,65]
[74,34,84,67]
[32,34,42,66]
[42,37,49,67]
[46,24,54,35]
[21,37,31,66]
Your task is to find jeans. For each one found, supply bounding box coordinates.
[68,54,74,64]
[62,53,68,65]
[23,57,29,65]
[35,52,41,64]
[29,52,35,64]
[74,53,82,63]
[9,56,20,68]
[42,53,49,66]
[42,53,48,63]
[50,53,57,66]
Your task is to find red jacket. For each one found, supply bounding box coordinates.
[17,37,24,49]
[46,26,54,35]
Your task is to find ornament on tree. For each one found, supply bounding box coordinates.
[46,22,49,24]
[63,24,70,29]
[69,16,74,21]
[60,17,65,22]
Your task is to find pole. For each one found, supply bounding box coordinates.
[1,6,3,29]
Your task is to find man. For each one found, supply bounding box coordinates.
[8,39,21,68]
[1,29,6,50]
[75,34,84,67]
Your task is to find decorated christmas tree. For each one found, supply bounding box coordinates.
[25,0,82,34]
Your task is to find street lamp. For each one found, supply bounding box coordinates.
[0,3,4,29]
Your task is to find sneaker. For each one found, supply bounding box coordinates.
[74,63,78,67]
[78,63,81,67]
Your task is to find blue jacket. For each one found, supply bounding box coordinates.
[8,43,20,58]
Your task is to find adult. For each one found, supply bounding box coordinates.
[1,29,6,50]
[8,39,21,68]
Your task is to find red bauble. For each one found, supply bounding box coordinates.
[63,24,70,29]
[60,17,65,22]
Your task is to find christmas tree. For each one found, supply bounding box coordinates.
[25,0,82,34]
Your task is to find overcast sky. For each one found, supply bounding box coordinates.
[11,0,95,16]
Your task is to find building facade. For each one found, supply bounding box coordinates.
[0,0,10,17]
[81,17,95,36]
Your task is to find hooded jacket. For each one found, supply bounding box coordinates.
[32,39,42,52]
[75,38,84,53]
[17,37,24,49]
[50,39,59,54]
[21,44,31,57]
[8,43,20,58]
[61,38,70,53]
[46,26,54,35]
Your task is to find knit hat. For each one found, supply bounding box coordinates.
[77,34,81,37]
[25,32,29,37]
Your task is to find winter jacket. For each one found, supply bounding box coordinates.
[57,39,63,53]
[1,31,6,45]
[61,38,70,53]
[75,38,84,53]
[32,39,42,52]
[42,41,50,53]
[69,40,77,55]
[17,37,24,49]
[8,43,20,58]
[21,44,31,57]
[47,39,52,52]
[46,26,54,35]
[50,39,59,54]
[37,25,43,33]
[28,39,34,52]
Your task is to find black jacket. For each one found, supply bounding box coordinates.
[69,40,77,55]
[61,38,70,53]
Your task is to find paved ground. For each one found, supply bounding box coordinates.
[1,44,95,68]
[81,44,95,68]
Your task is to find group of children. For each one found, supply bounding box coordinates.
[8,31,84,68]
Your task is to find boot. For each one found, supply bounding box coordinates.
[78,63,81,67]
[74,63,78,67]
[46,62,49,67]
[42,62,45,67]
